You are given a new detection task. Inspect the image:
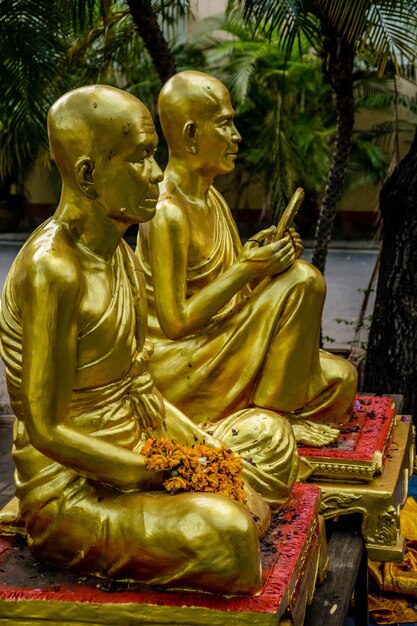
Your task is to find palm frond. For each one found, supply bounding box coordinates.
[360,2,417,76]
[0,0,67,180]
[232,0,321,58]
[61,0,100,31]
[321,0,370,42]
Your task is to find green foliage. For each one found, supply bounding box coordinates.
[0,0,66,181]
[66,9,161,107]
[193,15,335,219]
[0,0,189,182]
[1,0,416,218]
[194,13,407,221]
[236,0,417,78]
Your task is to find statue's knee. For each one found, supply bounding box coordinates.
[292,259,326,297]
[332,353,358,392]
[191,496,254,538]
[344,359,358,393]
[201,498,262,592]
[177,495,261,591]
[236,408,295,450]
[187,496,259,556]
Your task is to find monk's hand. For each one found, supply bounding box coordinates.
[239,230,296,277]
[131,383,167,438]
[288,227,303,259]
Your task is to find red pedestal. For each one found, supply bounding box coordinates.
[0,484,322,625]
[299,395,397,481]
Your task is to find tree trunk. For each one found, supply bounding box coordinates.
[126,0,177,84]
[311,40,355,275]
[363,128,417,417]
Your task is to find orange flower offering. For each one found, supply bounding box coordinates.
[141,438,246,504]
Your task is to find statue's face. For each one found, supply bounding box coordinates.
[195,86,242,176]
[94,112,163,224]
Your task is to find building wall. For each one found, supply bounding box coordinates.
[25,3,416,227]
[190,0,226,22]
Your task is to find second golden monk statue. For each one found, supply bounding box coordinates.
[137,70,358,447]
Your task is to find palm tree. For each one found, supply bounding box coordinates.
[61,0,189,83]
[234,0,417,274]
[0,0,188,184]
[126,0,186,83]
[191,14,399,240]
[0,0,66,182]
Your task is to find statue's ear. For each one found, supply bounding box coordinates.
[75,157,97,199]
[183,121,197,155]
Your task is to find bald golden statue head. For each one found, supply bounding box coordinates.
[48,85,152,179]
[158,71,242,176]
[48,85,162,224]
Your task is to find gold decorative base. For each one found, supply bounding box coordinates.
[312,415,415,562]
[0,601,308,626]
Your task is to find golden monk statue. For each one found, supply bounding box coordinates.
[137,70,358,447]
[0,85,300,595]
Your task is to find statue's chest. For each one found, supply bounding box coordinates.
[187,212,218,266]
[188,232,215,266]
[75,260,137,386]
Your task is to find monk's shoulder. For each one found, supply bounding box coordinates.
[153,193,189,237]
[20,222,82,294]
[156,190,187,220]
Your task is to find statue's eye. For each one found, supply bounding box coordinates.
[128,144,157,164]
[219,118,233,129]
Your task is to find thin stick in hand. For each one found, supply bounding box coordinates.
[274,188,305,241]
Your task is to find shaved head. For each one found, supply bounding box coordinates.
[158,71,229,153]
[48,85,153,180]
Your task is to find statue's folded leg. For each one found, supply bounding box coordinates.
[24,476,262,595]
[202,408,300,510]
[251,260,357,434]
[162,400,271,533]
[163,400,300,512]
[146,261,355,446]
[285,349,358,424]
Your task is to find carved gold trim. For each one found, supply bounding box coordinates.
[313,418,413,561]
[372,505,399,546]
[319,493,363,518]
[306,460,377,481]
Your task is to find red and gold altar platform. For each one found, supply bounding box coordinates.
[0,484,324,626]
[300,396,415,562]
[299,395,398,482]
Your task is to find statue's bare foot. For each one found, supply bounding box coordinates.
[290,420,339,447]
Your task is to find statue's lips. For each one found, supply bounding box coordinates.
[225,152,238,159]
[142,197,159,207]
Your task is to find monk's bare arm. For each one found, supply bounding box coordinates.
[149,199,296,340]
[20,251,162,491]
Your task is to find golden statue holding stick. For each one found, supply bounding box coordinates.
[137,70,358,447]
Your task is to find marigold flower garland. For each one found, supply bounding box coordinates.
[141,437,246,504]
